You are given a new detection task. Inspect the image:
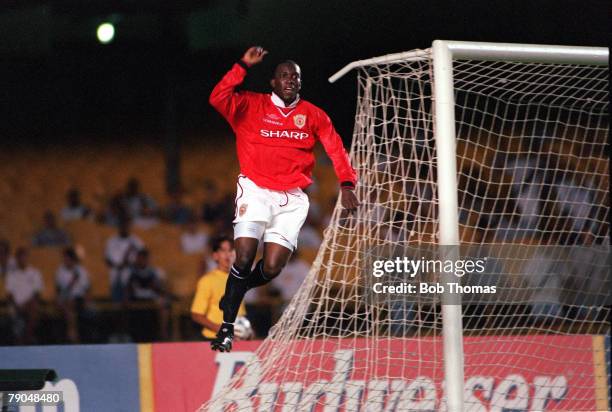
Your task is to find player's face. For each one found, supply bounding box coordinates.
[213,240,235,272]
[271,63,301,104]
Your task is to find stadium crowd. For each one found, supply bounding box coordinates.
[0,176,317,345]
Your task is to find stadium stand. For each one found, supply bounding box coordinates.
[4,131,603,344]
[0,140,334,343]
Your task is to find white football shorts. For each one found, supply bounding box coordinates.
[233,175,309,250]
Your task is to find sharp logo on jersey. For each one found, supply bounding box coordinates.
[293,114,307,129]
[260,130,310,140]
[239,204,248,217]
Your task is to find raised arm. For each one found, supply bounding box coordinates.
[209,46,268,120]
[315,109,360,213]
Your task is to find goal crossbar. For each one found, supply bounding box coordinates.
[329,40,609,83]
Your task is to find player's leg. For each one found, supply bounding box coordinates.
[220,236,259,321]
[213,176,272,351]
[212,224,263,352]
[248,242,293,289]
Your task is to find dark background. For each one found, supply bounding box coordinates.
[1,0,609,148]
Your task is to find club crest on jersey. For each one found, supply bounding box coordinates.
[293,114,306,129]
[238,204,248,217]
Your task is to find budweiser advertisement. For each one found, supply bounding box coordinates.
[150,335,609,412]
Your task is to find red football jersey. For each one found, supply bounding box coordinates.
[209,63,357,191]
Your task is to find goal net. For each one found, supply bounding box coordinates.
[199,43,610,411]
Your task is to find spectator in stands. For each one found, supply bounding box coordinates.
[524,248,563,325]
[0,239,16,280]
[125,249,166,301]
[180,216,209,255]
[104,218,144,301]
[56,247,90,343]
[6,247,43,344]
[100,192,129,227]
[60,188,92,222]
[32,210,71,247]
[163,189,193,225]
[504,156,544,241]
[124,248,169,341]
[123,177,157,220]
[271,251,310,310]
[191,235,246,341]
[553,174,598,244]
[123,178,159,229]
[132,208,159,230]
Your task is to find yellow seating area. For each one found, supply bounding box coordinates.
[0,143,220,302]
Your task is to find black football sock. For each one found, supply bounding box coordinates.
[246,259,274,290]
[218,322,234,334]
[221,265,250,324]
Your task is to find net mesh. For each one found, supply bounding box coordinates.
[199,48,610,411]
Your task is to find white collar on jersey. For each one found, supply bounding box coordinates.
[271,92,300,108]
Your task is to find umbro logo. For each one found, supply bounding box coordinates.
[263,117,283,126]
[266,113,281,120]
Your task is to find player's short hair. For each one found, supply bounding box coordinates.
[210,234,233,253]
[274,60,300,75]
[279,59,298,67]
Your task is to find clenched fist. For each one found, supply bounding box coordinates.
[241,46,268,67]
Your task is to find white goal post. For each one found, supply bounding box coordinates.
[330,40,609,412]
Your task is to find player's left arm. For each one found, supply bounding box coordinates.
[314,109,360,213]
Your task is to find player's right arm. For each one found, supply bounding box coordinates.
[209,46,268,120]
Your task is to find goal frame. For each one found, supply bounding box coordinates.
[329,40,609,412]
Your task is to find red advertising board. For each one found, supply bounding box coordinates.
[152,341,262,411]
[150,335,607,412]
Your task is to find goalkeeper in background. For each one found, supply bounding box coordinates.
[208,46,359,351]
[191,235,249,341]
